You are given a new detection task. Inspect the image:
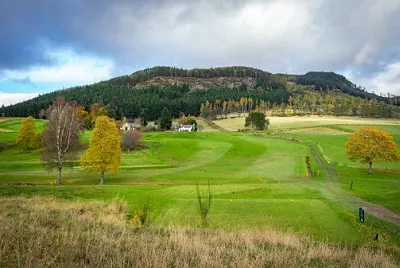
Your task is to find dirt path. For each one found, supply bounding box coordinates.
[311,146,400,226]
[350,199,400,225]
[203,118,228,132]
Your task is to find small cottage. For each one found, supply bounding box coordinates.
[178,124,193,132]
[121,123,141,131]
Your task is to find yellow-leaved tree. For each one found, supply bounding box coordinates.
[80,116,121,184]
[16,116,39,150]
[345,126,399,174]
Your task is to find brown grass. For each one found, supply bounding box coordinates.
[0,197,398,268]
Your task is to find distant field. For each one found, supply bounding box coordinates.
[0,118,46,133]
[0,118,46,144]
[0,116,399,248]
[286,127,348,135]
[213,114,400,132]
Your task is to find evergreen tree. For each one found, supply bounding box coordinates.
[160,107,172,130]
[245,112,268,130]
[106,96,123,120]
[139,108,148,127]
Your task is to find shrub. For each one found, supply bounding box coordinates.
[121,130,143,152]
[130,196,151,229]
[196,182,212,228]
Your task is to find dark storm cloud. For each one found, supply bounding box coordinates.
[0,0,112,68]
[0,0,248,69]
[0,0,400,93]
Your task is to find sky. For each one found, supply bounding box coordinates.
[1,0,400,106]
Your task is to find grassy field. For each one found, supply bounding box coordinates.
[0,116,399,261]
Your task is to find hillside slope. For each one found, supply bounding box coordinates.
[0,66,393,120]
[296,71,385,101]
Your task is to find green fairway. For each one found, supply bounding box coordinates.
[0,117,399,247]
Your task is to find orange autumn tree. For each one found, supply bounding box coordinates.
[345,126,399,174]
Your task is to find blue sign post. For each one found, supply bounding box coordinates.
[359,207,365,223]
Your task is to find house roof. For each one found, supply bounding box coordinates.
[180,125,193,128]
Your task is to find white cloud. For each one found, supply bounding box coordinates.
[0,92,40,106]
[93,0,399,78]
[354,43,375,65]
[358,61,400,95]
[109,0,321,71]
[1,48,114,85]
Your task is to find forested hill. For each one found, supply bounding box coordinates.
[106,66,285,87]
[0,66,393,120]
[295,72,385,101]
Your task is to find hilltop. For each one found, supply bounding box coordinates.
[0,66,397,120]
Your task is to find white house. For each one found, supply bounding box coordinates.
[178,124,193,132]
[121,123,141,131]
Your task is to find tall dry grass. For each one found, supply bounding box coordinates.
[0,197,398,268]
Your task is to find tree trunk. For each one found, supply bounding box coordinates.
[57,166,62,184]
[100,171,105,185]
[368,162,373,174]
[57,155,63,184]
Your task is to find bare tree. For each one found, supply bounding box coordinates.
[41,97,84,184]
[121,130,143,152]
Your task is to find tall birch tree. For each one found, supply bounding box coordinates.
[41,97,84,184]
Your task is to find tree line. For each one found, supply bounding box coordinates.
[0,83,289,121]
[200,89,400,119]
